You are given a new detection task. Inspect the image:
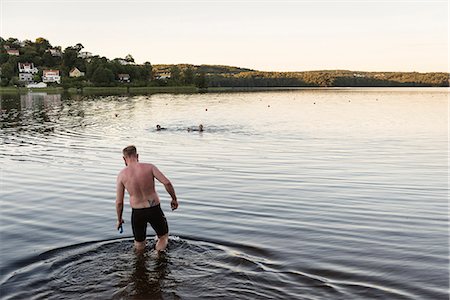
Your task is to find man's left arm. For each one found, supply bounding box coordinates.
[153,165,179,211]
[116,175,125,230]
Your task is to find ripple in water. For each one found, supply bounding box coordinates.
[0,236,343,300]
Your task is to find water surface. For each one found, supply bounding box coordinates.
[0,88,448,299]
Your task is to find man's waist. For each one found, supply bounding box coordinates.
[132,203,161,211]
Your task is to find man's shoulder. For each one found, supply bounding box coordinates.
[117,167,128,177]
[140,162,156,168]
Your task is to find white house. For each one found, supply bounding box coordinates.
[7,49,19,56]
[69,67,85,77]
[43,70,61,84]
[154,71,171,80]
[19,73,34,83]
[47,48,62,57]
[118,73,130,82]
[117,59,134,65]
[18,62,39,74]
[15,40,26,47]
[77,51,92,59]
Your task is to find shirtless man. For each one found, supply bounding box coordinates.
[116,145,178,252]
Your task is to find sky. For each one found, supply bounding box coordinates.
[0,0,448,72]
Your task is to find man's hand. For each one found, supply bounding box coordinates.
[116,219,124,231]
[171,199,179,211]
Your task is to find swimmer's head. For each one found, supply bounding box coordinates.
[156,125,161,130]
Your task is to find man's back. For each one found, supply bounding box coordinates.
[119,163,169,209]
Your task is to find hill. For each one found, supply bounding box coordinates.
[1,37,448,88]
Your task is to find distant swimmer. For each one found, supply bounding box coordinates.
[115,145,179,253]
[188,124,204,132]
[156,125,167,131]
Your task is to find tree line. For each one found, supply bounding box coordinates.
[0,37,207,88]
[1,37,448,89]
[206,70,449,88]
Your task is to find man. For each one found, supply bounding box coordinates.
[116,145,178,252]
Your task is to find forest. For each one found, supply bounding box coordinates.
[1,37,448,89]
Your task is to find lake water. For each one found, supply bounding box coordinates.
[0,88,448,299]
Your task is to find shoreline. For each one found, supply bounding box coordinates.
[0,85,448,95]
[0,86,198,95]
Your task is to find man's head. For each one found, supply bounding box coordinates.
[122,145,138,165]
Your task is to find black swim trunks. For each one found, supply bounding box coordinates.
[131,204,168,242]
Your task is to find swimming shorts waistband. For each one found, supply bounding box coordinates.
[132,203,161,211]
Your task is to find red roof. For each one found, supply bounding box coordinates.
[43,69,60,75]
[19,62,33,67]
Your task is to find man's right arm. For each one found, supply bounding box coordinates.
[116,174,125,229]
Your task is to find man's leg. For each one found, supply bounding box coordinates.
[131,209,147,253]
[155,234,168,251]
[150,205,169,252]
[134,239,146,252]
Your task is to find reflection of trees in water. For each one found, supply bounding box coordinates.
[0,93,21,111]
[0,93,87,134]
[1,92,140,135]
[20,93,62,110]
[1,93,63,132]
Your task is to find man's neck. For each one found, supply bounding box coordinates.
[127,158,139,166]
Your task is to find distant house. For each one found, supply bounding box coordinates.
[47,48,62,57]
[18,62,39,74]
[43,70,61,84]
[118,73,130,83]
[154,71,171,80]
[117,59,134,66]
[7,49,19,56]
[69,67,85,77]
[15,40,26,47]
[77,51,92,59]
[19,73,34,83]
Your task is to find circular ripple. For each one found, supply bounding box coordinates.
[1,237,315,300]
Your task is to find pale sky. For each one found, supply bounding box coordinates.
[1,0,448,72]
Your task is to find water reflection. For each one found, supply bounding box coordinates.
[128,252,169,299]
[1,93,61,132]
[20,92,62,110]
